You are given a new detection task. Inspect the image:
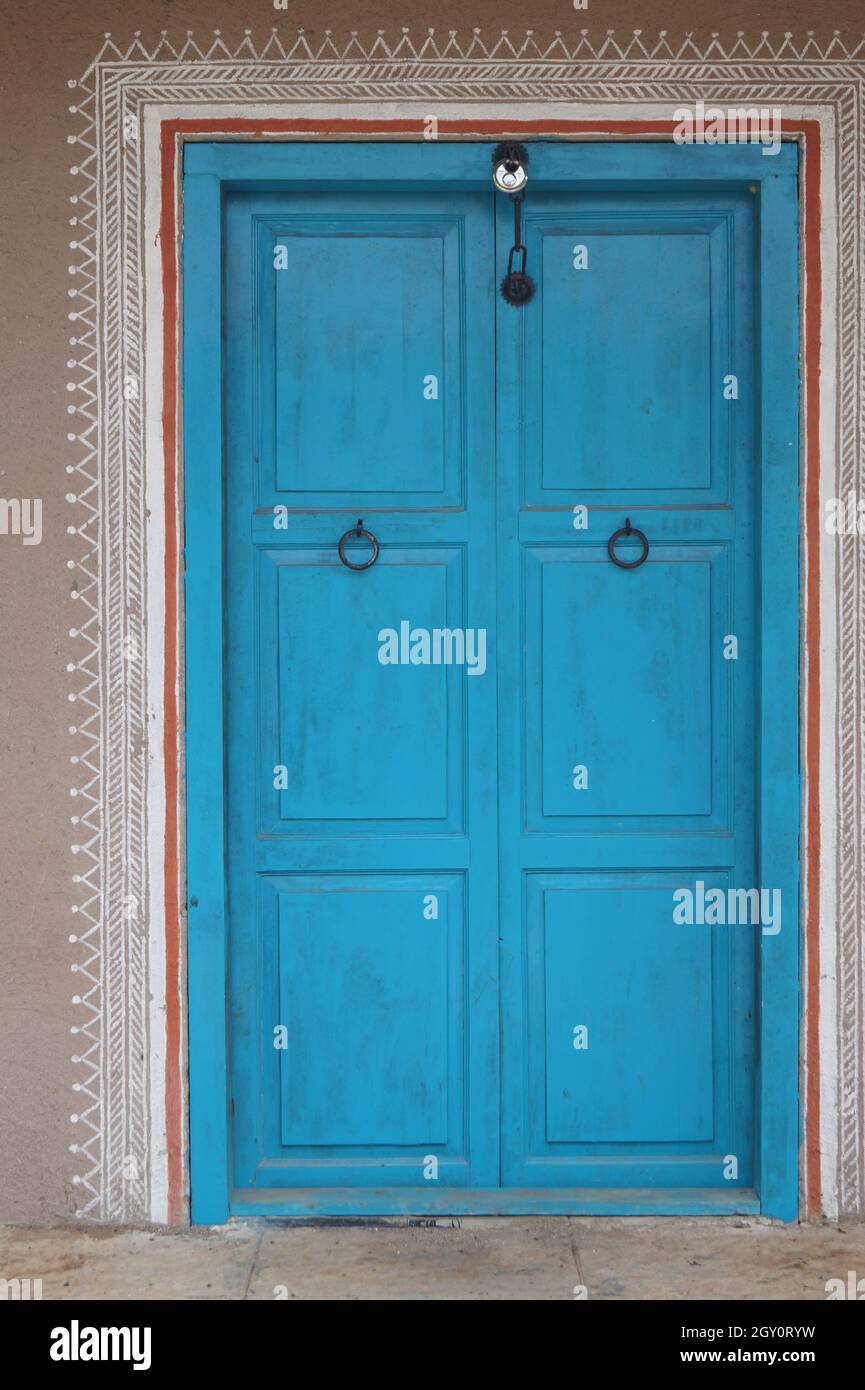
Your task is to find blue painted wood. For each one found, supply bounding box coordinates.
[231,1186,761,1217]
[755,168,801,1222]
[539,877,715,1145]
[222,175,499,1193]
[272,222,462,504]
[183,139,794,188]
[533,219,727,502]
[530,547,723,819]
[183,141,800,1221]
[183,170,231,1225]
[497,179,772,1193]
[276,877,458,1150]
[264,546,465,831]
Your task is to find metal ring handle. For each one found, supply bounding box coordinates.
[338,520,379,571]
[607,518,649,570]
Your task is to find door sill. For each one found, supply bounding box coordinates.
[228,1187,760,1219]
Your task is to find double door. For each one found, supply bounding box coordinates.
[183,140,800,1218]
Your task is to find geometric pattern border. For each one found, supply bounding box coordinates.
[66,29,865,1220]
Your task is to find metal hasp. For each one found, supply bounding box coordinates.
[493,142,535,307]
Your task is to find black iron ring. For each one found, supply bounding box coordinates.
[607,519,650,570]
[338,521,379,571]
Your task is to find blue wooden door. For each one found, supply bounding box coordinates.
[496,186,760,1192]
[185,142,799,1219]
[222,173,500,1196]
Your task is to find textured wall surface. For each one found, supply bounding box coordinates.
[0,0,862,1224]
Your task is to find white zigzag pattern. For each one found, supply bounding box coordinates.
[76,27,865,72]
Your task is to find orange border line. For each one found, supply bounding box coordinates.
[798,120,822,1220]
[160,117,822,1223]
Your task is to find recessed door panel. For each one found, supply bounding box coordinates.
[526,545,727,824]
[539,229,715,493]
[249,201,466,510]
[538,878,715,1144]
[273,228,456,496]
[275,555,450,822]
[256,546,466,833]
[276,878,457,1150]
[521,207,734,507]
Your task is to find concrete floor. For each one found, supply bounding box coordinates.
[2,1216,864,1300]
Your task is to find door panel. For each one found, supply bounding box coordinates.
[523,206,733,507]
[224,185,499,1191]
[273,228,459,497]
[260,547,466,830]
[497,188,758,1190]
[255,199,466,509]
[275,876,460,1149]
[528,545,725,822]
[537,876,715,1144]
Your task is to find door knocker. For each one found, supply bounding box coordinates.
[607,517,650,570]
[338,519,379,571]
[492,142,535,308]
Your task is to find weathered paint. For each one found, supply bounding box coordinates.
[230,1187,762,1217]
[186,135,801,1212]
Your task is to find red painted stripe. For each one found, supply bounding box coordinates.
[163,117,680,137]
[798,121,823,1220]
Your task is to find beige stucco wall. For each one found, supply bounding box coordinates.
[0,0,861,1223]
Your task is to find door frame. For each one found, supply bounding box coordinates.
[183,138,800,1224]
